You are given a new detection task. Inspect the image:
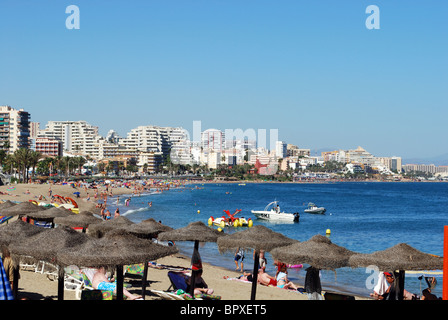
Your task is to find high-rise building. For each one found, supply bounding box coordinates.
[0,106,31,152]
[39,120,100,157]
[201,129,224,153]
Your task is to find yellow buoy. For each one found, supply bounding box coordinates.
[220,220,225,228]
[326,229,331,235]
[217,227,222,232]
[208,218,213,226]
[248,219,253,227]
[197,210,200,214]
[233,219,239,227]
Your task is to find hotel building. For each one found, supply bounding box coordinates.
[0,105,31,152]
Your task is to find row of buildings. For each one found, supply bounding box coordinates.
[1,105,446,176]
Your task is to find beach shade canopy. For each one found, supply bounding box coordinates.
[0,201,47,216]
[8,225,92,267]
[216,225,298,254]
[53,211,102,229]
[158,221,224,243]
[25,206,75,221]
[0,200,17,210]
[87,216,135,238]
[57,228,179,268]
[348,243,444,271]
[217,225,298,300]
[0,219,47,249]
[158,221,224,297]
[123,218,174,239]
[270,234,357,270]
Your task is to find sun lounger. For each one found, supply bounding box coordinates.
[167,271,221,300]
[75,268,130,300]
[0,216,12,225]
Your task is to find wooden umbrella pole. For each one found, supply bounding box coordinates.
[250,250,260,300]
[116,265,124,300]
[57,267,65,301]
[141,261,148,299]
[12,266,19,299]
[189,240,200,298]
[443,226,448,300]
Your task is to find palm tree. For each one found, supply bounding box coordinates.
[13,148,34,182]
[28,150,42,178]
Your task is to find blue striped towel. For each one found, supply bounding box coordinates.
[0,258,14,300]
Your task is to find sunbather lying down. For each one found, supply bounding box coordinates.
[92,267,143,300]
[223,271,254,282]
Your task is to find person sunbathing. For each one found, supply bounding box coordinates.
[276,264,299,290]
[92,267,142,300]
[257,268,277,286]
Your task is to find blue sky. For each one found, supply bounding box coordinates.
[0,0,447,159]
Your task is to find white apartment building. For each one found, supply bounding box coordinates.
[39,120,100,157]
[0,106,31,152]
[201,129,225,153]
[275,141,287,159]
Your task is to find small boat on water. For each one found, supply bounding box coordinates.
[251,201,300,222]
[304,202,326,214]
[208,209,253,228]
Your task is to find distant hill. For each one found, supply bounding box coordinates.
[403,153,448,166]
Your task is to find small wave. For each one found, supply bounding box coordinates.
[122,207,149,216]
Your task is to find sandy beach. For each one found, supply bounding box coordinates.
[0,181,368,301]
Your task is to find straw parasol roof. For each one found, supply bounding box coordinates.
[0,201,47,216]
[0,219,46,249]
[270,234,356,270]
[348,243,444,271]
[53,211,102,229]
[216,225,298,253]
[57,228,178,268]
[8,225,91,267]
[25,206,75,221]
[124,218,174,239]
[87,216,135,238]
[0,200,17,210]
[158,221,224,243]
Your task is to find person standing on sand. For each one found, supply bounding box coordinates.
[234,248,245,272]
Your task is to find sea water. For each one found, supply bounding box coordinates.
[117,181,448,298]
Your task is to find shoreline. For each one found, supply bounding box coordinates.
[0,181,376,300]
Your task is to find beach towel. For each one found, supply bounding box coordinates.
[0,258,14,300]
[374,272,388,295]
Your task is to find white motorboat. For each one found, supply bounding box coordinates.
[304,202,326,214]
[251,201,299,222]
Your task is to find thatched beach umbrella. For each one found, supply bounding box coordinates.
[271,234,357,300]
[124,218,174,240]
[8,225,92,300]
[348,243,444,300]
[0,200,17,210]
[217,225,298,300]
[0,219,46,249]
[118,218,174,299]
[0,201,46,216]
[0,219,49,299]
[158,221,224,297]
[87,216,135,238]
[25,206,75,228]
[58,229,178,300]
[53,211,103,232]
[271,234,356,270]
